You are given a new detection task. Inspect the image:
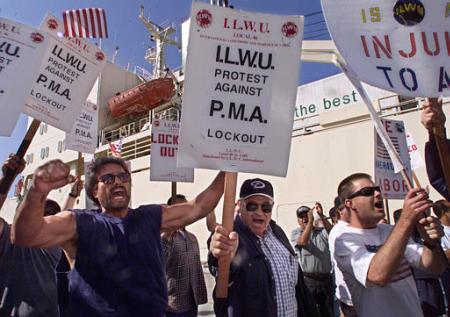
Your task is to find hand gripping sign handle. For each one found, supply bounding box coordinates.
[0,119,41,200]
[428,98,450,193]
[216,171,237,298]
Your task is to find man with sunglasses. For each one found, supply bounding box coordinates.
[208,178,318,317]
[12,157,225,317]
[332,173,446,317]
[291,203,334,317]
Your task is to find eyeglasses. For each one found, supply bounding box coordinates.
[244,201,274,213]
[98,172,130,185]
[348,186,381,199]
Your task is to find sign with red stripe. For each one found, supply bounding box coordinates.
[63,8,108,38]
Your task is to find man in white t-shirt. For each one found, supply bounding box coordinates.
[328,201,357,317]
[333,173,446,317]
[433,199,450,316]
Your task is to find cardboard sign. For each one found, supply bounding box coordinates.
[150,119,194,182]
[0,18,49,136]
[321,0,450,97]
[374,118,411,199]
[65,101,98,154]
[406,131,424,170]
[178,3,303,176]
[23,14,106,132]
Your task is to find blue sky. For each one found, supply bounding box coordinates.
[0,0,339,194]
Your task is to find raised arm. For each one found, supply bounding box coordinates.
[367,188,434,286]
[297,208,314,247]
[0,155,25,210]
[315,202,333,233]
[421,97,449,200]
[206,209,218,233]
[161,172,225,232]
[12,160,77,248]
[416,216,446,274]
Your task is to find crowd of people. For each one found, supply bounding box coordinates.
[0,98,448,317]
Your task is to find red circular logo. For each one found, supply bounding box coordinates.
[31,32,44,43]
[282,22,298,38]
[47,18,58,30]
[93,105,98,111]
[95,51,105,61]
[154,120,160,127]
[196,9,212,28]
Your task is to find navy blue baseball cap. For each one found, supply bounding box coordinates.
[239,178,274,200]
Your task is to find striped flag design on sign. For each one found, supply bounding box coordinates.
[108,137,123,157]
[63,8,108,38]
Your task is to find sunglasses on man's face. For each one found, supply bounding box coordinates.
[98,172,130,185]
[244,201,274,213]
[348,186,381,199]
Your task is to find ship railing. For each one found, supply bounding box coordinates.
[100,116,150,145]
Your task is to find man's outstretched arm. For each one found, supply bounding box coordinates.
[161,172,225,231]
[12,159,77,248]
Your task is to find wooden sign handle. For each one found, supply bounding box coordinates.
[433,127,450,194]
[0,119,41,198]
[400,169,414,191]
[171,182,177,199]
[76,152,84,178]
[216,171,237,299]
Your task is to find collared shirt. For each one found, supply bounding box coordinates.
[291,227,332,274]
[259,226,298,317]
[162,229,207,313]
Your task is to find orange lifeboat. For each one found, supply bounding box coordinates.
[108,77,175,118]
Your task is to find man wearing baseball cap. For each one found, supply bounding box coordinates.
[208,178,318,317]
[291,203,334,317]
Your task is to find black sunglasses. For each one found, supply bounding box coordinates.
[348,186,381,199]
[98,172,130,185]
[244,202,274,213]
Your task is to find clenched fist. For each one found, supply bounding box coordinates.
[32,160,75,196]
[2,154,25,177]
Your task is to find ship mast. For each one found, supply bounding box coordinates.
[139,5,181,79]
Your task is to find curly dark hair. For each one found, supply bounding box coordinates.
[44,199,61,216]
[167,194,187,205]
[85,156,130,206]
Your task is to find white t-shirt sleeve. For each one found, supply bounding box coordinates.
[404,237,424,268]
[334,231,375,287]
